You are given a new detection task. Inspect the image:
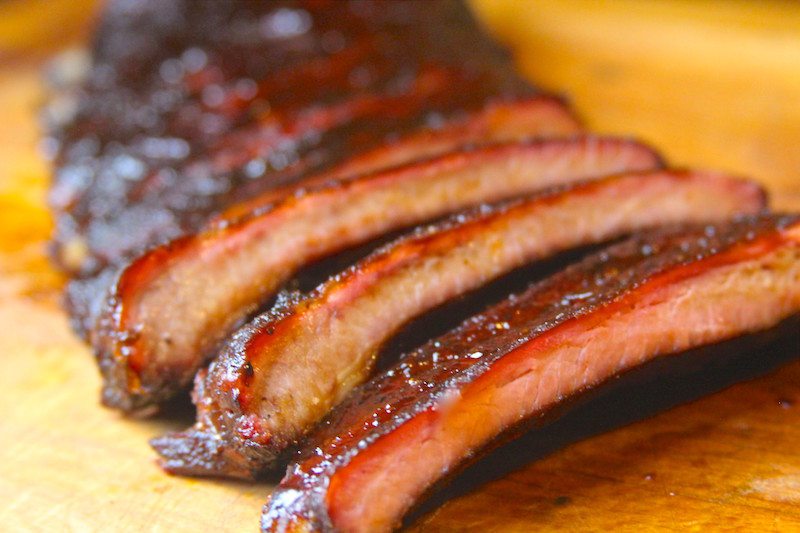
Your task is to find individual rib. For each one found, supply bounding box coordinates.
[260,214,800,533]
[320,96,582,182]
[152,171,765,478]
[217,96,581,223]
[94,136,662,413]
[202,66,485,187]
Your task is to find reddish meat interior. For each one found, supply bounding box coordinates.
[324,231,800,532]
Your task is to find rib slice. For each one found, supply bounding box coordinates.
[259,214,800,533]
[94,136,662,412]
[318,96,582,183]
[218,96,581,223]
[152,171,765,478]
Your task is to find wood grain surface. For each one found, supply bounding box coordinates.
[0,1,798,531]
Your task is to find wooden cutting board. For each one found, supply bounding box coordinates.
[1,1,798,531]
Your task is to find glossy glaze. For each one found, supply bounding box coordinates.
[48,0,532,281]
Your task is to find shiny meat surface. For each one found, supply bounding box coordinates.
[151,172,765,478]
[47,0,534,279]
[94,136,660,413]
[46,3,794,531]
[260,215,800,532]
[216,96,581,224]
[64,96,580,339]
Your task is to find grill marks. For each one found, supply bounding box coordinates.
[150,171,764,478]
[94,136,659,413]
[260,215,800,533]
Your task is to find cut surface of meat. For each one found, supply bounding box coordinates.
[65,95,579,339]
[259,214,800,533]
[94,136,662,413]
[151,171,765,478]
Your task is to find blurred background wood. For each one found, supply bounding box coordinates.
[0,1,798,531]
[472,0,800,211]
[0,0,101,61]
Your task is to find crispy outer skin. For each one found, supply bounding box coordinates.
[150,172,764,479]
[96,137,662,413]
[260,214,800,532]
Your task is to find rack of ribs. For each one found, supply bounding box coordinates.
[43,1,800,531]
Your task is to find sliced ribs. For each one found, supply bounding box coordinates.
[66,95,579,339]
[152,171,765,478]
[95,137,661,413]
[260,214,800,533]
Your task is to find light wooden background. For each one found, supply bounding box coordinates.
[0,1,798,531]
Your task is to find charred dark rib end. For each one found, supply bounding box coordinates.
[97,354,150,414]
[261,486,330,533]
[97,354,158,414]
[95,317,188,415]
[100,388,154,417]
[150,429,258,481]
[97,344,174,415]
[97,343,194,415]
